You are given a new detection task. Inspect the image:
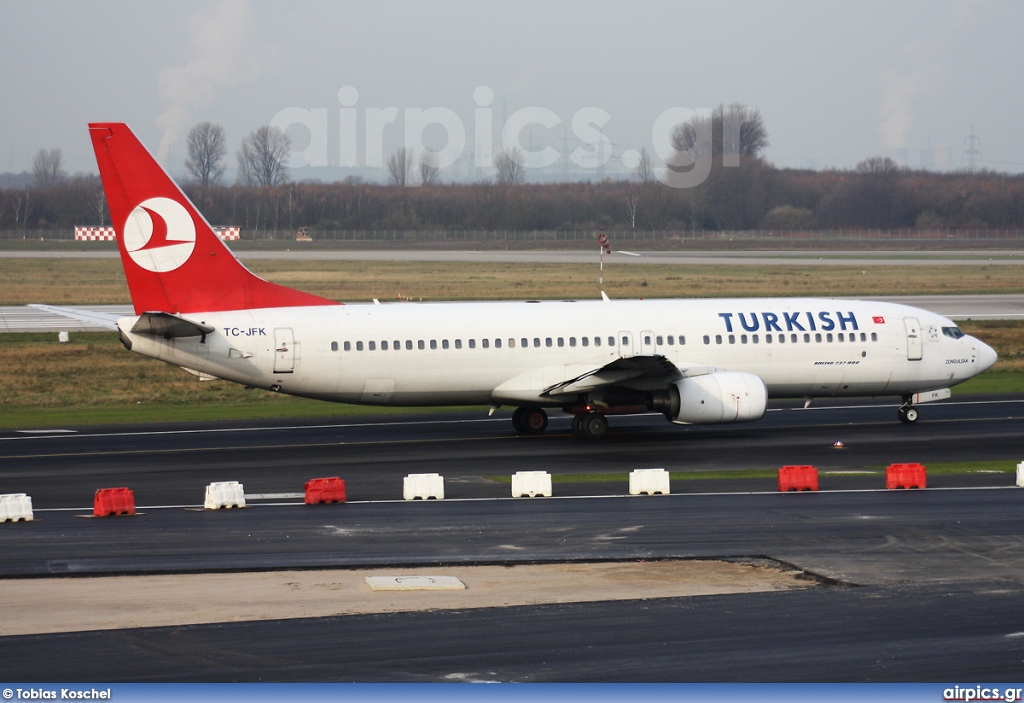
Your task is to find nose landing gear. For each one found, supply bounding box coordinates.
[898,396,919,424]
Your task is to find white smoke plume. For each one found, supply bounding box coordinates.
[155,0,259,163]
[877,63,942,150]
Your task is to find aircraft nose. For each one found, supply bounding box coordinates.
[977,340,998,373]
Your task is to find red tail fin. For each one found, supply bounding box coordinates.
[89,123,338,314]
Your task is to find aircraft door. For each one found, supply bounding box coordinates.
[618,331,633,357]
[640,330,656,355]
[904,317,922,361]
[274,328,295,373]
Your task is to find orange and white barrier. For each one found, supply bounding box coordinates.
[75,226,240,241]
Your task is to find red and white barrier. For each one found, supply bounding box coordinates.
[305,477,347,504]
[75,226,240,241]
[886,463,926,490]
[778,465,819,492]
[93,487,136,517]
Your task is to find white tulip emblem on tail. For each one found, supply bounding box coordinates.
[123,197,196,273]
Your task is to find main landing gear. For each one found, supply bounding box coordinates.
[571,411,608,440]
[510,406,609,439]
[898,396,919,424]
[511,406,548,434]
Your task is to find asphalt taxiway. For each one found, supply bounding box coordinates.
[1,398,1023,681]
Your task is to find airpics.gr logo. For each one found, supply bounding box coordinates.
[122,197,196,272]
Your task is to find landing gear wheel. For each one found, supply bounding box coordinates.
[511,407,526,432]
[517,407,548,435]
[574,411,608,440]
[898,406,919,424]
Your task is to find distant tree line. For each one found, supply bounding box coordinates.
[4,109,1024,233]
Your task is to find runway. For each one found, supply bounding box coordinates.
[1,397,1024,680]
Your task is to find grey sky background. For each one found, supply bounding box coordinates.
[2,0,1021,181]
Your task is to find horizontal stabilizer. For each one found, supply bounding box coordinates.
[131,312,215,338]
[27,304,120,330]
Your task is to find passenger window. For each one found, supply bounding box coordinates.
[838,333,844,342]
[753,334,759,343]
[569,337,576,347]
[381,341,389,351]
[344,341,351,351]
[495,338,502,348]
[521,338,528,348]
[728,335,735,344]
[369,341,376,351]
[766,334,772,343]
[430,340,437,350]
[393,340,400,350]
[546,338,553,347]
[715,335,722,344]
[594,336,601,347]
[644,335,652,345]
[417,340,425,350]
[703,335,710,345]
[582,337,589,347]
[558,338,565,347]
[482,339,489,348]
[826,333,833,342]
[455,339,462,349]
[860,333,867,342]
[666,336,672,345]
[406,340,413,350]
[442,340,449,349]
[679,335,686,345]
[741,334,748,344]
[803,334,810,343]
[356,341,363,351]
[815,333,822,343]
[331,341,338,352]
[871,333,877,342]
[608,337,615,346]
[469,339,476,349]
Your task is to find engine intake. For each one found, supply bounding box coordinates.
[665,371,767,424]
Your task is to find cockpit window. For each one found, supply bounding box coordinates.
[942,326,965,339]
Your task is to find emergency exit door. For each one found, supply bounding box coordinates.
[274,328,295,373]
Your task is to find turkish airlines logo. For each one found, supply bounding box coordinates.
[122,197,196,273]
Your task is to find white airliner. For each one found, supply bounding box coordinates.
[43,123,998,439]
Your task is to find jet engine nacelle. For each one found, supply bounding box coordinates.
[668,371,767,424]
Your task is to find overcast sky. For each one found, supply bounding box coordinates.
[2,0,1022,181]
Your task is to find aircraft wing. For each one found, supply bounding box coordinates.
[544,355,684,395]
[27,304,121,331]
[493,354,717,405]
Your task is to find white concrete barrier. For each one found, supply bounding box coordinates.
[403,473,444,500]
[0,493,33,522]
[511,471,552,498]
[629,468,671,496]
[204,481,246,509]
[1017,461,1024,488]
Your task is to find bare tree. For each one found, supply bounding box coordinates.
[386,147,414,186]
[672,104,769,161]
[634,147,655,183]
[93,187,108,226]
[185,122,227,188]
[494,146,526,186]
[856,156,900,175]
[419,151,440,186]
[33,148,66,188]
[237,126,291,187]
[626,192,639,228]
